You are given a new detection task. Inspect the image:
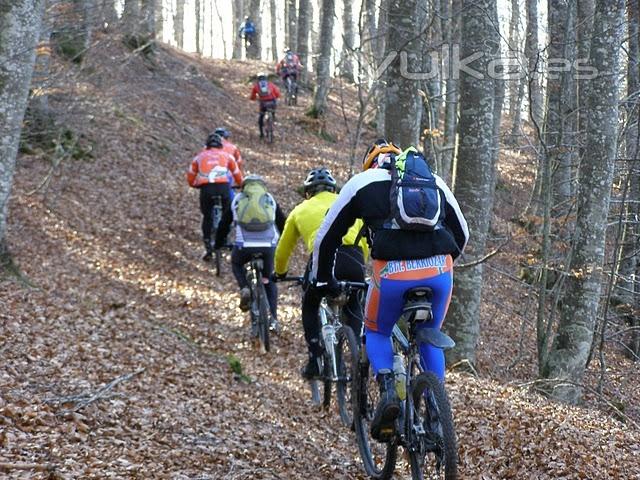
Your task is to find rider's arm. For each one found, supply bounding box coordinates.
[435,175,469,258]
[275,203,287,233]
[214,204,233,249]
[274,207,300,275]
[271,83,281,99]
[186,156,199,187]
[250,84,258,100]
[228,157,243,185]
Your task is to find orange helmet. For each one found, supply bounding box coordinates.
[362,138,401,170]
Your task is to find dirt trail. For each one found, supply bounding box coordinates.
[1,35,639,479]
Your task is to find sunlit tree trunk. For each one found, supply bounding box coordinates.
[155,0,163,40]
[140,0,156,41]
[124,0,140,35]
[507,0,524,141]
[195,0,202,54]
[383,0,424,147]
[310,0,335,116]
[576,0,595,140]
[374,0,389,136]
[0,0,45,257]
[340,0,354,82]
[441,0,460,183]
[525,0,542,128]
[542,0,625,404]
[444,0,498,367]
[174,0,185,49]
[32,0,52,116]
[270,0,278,61]
[101,0,119,30]
[286,0,297,51]
[232,0,243,59]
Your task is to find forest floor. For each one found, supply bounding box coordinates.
[1,34,639,479]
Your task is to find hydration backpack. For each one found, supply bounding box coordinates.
[386,147,444,232]
[258,80,270,98]
[236,178,276,231]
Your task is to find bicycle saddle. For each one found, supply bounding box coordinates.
[402,287,434,322]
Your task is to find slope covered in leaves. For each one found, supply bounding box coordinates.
[1,34,639,479]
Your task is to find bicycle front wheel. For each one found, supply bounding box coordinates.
[353,354,397,479]
[265,114,274,143]
[409,372,457,480]
[335,325,359,428]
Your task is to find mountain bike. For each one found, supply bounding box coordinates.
[353,287,458,480]
[245,253,274,353]
[284,75,297,106]
[275,277,362,428]
[263,107,275,144]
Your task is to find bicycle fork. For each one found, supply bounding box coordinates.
[319,302,338,380]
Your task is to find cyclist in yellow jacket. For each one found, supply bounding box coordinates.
[274,168,369,379]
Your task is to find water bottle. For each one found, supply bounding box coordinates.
[393,354,407,401]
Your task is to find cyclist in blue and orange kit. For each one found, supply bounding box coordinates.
[311,139,469,441]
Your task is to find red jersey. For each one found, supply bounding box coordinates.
[250,80,281,103]
[222,138,244,172]
[186,148,243,188]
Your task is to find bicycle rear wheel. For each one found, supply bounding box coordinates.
[353,354,397,479]
[335,325,359,428]
[257,282,271,353]
[265,112,274,143]
[409,372,457,480]
[215,250,222,276]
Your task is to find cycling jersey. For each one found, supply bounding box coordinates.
[187,148,243,188]
[312,167,468,283]
[250,81,281,103]
[221,139,244,173]
[276,54,302,76]
[274,191,369,276]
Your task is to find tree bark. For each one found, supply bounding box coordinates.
[195,0,202,54]
[310,0,335,116]
[246,0,262,59]
[0,0,45,255]
[382,0,424,147]
[155,0,163,40]
[444,0,498,367]
[507,0,524,141]
[140,0,156,41]
[374,0,389,136]
[286,0,297,51]
[542,0,625,404]
[297,0,311,79]
[232,0,243,59]
[174,0,185,49]
[576,0,595,140]
[32,0,52,116]
[441,0,461,183]
[101,0,118,30]
[270,0,278,61]
[123,0,140,36]
[524,0,542,128]
[340,0,354,82]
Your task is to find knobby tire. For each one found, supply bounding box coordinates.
[335,325,359,428]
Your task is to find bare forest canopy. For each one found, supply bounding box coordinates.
[0,0,639,478]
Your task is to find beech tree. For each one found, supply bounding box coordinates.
[340,0,354,82]
[0,0,45,259]
[246,0,262,59]
[174,0,185,49]
[297,0,311,79]
[444,0,498,366]
[310,0,335,116]
[542,0,625,404]
[232,0,243,59]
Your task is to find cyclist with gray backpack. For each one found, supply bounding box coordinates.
[312,139,468,441]
[214,175,286,328]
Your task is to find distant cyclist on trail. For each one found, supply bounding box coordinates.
[238,16,256,47]
[214,175,286,332]
[250,72,281,140]
[276,48,302,87]
[273,168,369,379]
[186,133,243,261]
[312,139,468,442]
[214,126,244,173]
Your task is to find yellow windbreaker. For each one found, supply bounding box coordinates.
[274,191,369,275]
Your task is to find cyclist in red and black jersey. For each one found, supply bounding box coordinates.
[250,72,281,139]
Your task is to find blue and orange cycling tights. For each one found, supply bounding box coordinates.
[364,254,453,381]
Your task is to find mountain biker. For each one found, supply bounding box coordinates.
[276,49,302,88]
[311,139,468,441]
[214,175,287,331]
[273,168,369,379]
[215,127,244,173]
[238,16,256,45]
[187,133,244,261]
[250,72,281,139]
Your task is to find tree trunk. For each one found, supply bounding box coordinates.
[246,0,262,59]
[619,0,640,359]
[310,0,321,72]
[374,0,389,136]
[101,0,118,30]
[155,0,163,40]
[0,0,45,256]
[576,0,595,141]
[195,0,202,54]
[140,0,156,42]
[270,0,278,61]
[525,0,542,128]
[297,0,311,79]
[542,0,625,404]
[32,0,52,116]
[382,0,424,147]
[507,0,524,141]
[310,0,335,117]
[360,0,376,82]
[286,0,297,52]
[444,0,498,367]
[232,0,243,59]
[174,0,185,49]
[441,0,461,183]
[340,0,354,82]
[124,0,140,36]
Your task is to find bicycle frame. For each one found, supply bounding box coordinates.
[318,296,348,381]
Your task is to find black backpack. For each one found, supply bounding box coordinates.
[385,147,444,232]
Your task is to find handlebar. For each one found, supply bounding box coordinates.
[273,275,304,284]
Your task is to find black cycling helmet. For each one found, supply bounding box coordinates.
[205,132,223,148]
[303,168,337,195]
[214,127,230,139]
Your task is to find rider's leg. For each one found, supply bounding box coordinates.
[334,245,366,341]
[231,246,251,310]
[199,186,215,257]
[300,260,323,378]
[258,107,265,138]
[259,247,278,320]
